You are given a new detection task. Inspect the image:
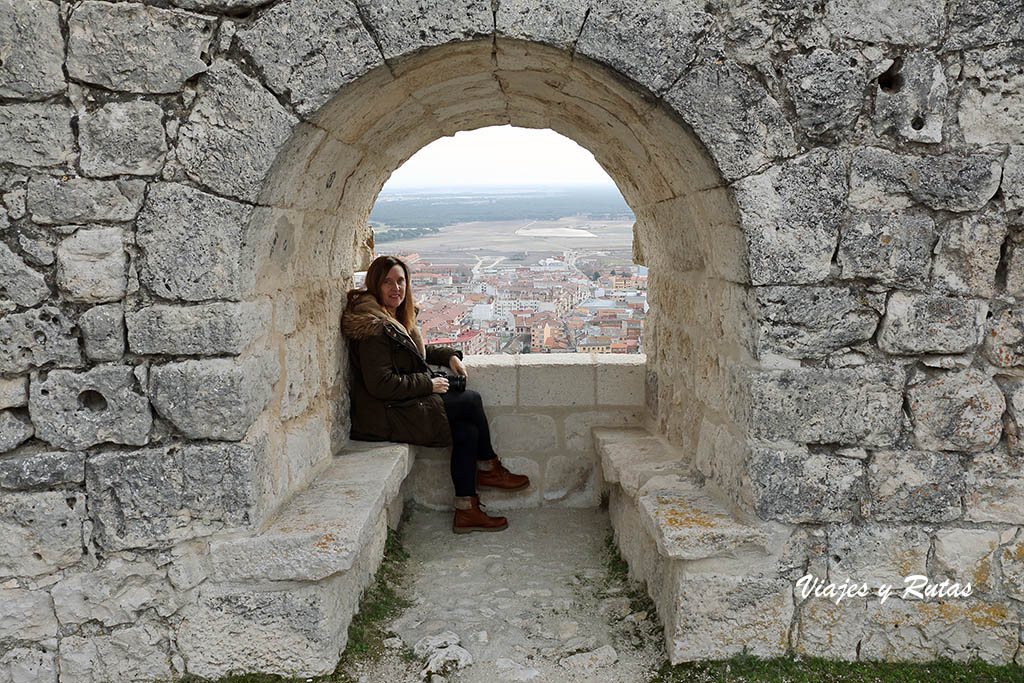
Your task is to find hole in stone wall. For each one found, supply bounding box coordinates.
[877,60,904,93]
[77,390,108,412]
[910,116,925,130]
[33,552,42,560]
[33,331,46,344]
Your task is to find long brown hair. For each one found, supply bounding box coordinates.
[349,255,416,331]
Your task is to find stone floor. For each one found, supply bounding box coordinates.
[345,505,664,682]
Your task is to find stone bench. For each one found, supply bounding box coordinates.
[594,427,793,663]
[176,442,412,678]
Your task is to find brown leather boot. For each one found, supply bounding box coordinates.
[453,496,508,534]
[477,458,530,491]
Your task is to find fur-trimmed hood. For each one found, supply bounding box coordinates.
[342,291,427,358]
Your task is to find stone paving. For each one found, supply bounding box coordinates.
[351,505,663,683]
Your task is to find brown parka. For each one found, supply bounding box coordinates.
[341,291,461,447]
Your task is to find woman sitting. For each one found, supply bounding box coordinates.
[341,255,530,534]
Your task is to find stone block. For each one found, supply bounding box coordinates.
[136,182,254,302]
[1004,145,1024,215]
[238,0,382,117]
[873,51,947,143]
[824,0,945,45]
[29,366,151,450]
[0,448,85,490]
[828,524,929,586]
[733,149,846,285]
[667,574,792,662]
[57,624,172,683]
[595,354,645,405]
[0,588,57,642]
[79,102,167,177]
[933,529,999,593]
[878,293,986,355]
[356,0,492,60]
[781,48,865,137]
[67,1,214,93]
[747,365,904,447]
[283,413,330,490]
[0,491,85,578]
[463,355,517,407]
[907,368,1003,452]
[0,377,27,410]
[665,60,795,181]
[932,209,1007,298]
[983,307,1024,368]
[0,411,32,453]
[861,598,1016,664]
[0,306,82,374]
[965,446,1024,523]
[87,440,266,550]
[865,450,964,522]
[405,457,453,510]
[0,648,57,683]
[56,227,127,303]
[282,328,321,421]
[178,60,297,203]
[838,211,936,288]
[0,242,48,307]
[495,0,590,48]
[0,0,66,99]
[756,286,881,359]
[543,455,600,507]
[0,104,74,167]
[564,410,643,452]
[518,355,594,406]
[51,558,179,628]
[958,45,1024,146]
[595,429,686,498]
[78,304,125,362]
[748,446,863,524]
[126,300,270,356]
[945,1,1024,49]
[490,413,557,453]
[793,598,866,661]
[149,353,279,441]
[849,147,1001,212]
[27,175,145,225]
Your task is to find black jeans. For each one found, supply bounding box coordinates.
[440,389,497,497]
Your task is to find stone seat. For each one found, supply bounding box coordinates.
[177,442,413,678]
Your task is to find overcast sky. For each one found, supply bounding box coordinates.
[381,125,616,190]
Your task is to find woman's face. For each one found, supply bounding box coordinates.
[380,264,406,310]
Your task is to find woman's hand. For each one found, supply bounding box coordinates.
[449,355,468,378]
[431,376,449,393]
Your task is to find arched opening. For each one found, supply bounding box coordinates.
[243,39,752,514]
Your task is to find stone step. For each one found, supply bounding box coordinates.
[209,442,412,582]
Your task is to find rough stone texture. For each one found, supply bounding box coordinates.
[79,102,168,177]
[29,366,151,450]
[931,209,1007,298]
[27,176,145,225]
[170,0,274,10]
[0,306,82,374]
[1000,539,1024,599]
[126,301,270,356]
[945,0,1024,49]
[0,411,33,453]
[0,648,57,683]
[577,0,711,96]
[56,227,127,303]
[87,440,265,550]
[747,365,904,447]
[495,0,590,48]
[0,0,66,99]
[0,104,75,167]
[829,524,929,585]
[733,149,847,285]
[934,529,999,593]
[965,446,1024,523]
[959,45,1024,146]
[781,49,865,137]
[907,369,1004,452]
[149,353,279,441]
[0,491,85,577]
[0,377,27,410]
[136,183,254,302]
[983,307,1024,368]
[0,449,85,490]
[865,450,964,522]
[51,559,179,627]
[490,414,557,453]
[238,0,382,117]
[282,328,321,421]
[177,60,297,203]
[748,445,863,523]
[873,52,947,143]
[67,1,215,94]
[356,0,493,60]
[665,60,796,181]
[825,0,946,45]
[877,293,986,355]
[0,588,57,642]
[849,147,1001,212]
[1000,378,1024,455]
[755,286,881,359]
[543,455,600,507]
[0,242,49,307]
[78,304,125,362]
[1004,146,1024,218]
[57,624,172,683]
